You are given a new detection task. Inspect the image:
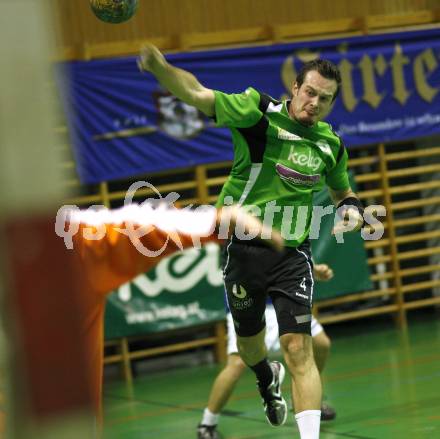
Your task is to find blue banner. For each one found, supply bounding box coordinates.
[60,28,440,184]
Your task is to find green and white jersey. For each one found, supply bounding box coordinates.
[214,87,350,248]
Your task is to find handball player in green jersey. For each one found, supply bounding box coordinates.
[138,44,364,439]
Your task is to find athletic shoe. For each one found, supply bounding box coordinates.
[321,403,336,421]
[257,360,287,426]
[197,424,221,439]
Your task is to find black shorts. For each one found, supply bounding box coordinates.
[222,239,314,337]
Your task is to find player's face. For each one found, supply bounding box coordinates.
[290,70,337,126]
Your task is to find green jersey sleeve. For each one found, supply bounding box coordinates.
[213,87,263,128]
[326,145,350,191]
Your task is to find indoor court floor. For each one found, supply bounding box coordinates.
[103,311,440,439]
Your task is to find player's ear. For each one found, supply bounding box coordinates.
[292,82,299,97]
[328,98,336,111]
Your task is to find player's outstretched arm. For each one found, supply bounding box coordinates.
[217,206,284,252]
[138,43,215,116]
[57,204,284,294]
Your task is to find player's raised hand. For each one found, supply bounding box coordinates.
[331,207,364,236]
[313,264,334,281]
[137,43,167,73]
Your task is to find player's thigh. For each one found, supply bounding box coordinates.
[223,242,271,337]
[268,242,314,336]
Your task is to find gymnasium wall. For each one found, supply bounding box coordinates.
[52,0,440,59]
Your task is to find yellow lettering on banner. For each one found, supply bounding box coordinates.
[413,48,439,103]
[296,49,320,64]
[337,43,357,112]
[281,55,297,93]
[280,40,440,113]
[390,44,411,105]
[358,54,386,109]
[338,58,357,112]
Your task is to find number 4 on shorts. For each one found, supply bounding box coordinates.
[300,277,307,291]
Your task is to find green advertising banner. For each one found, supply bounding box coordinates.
[311,188,372,301]
[104,186,373,339]
[104,243,225,339]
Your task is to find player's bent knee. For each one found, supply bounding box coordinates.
[227,353,247,373]
[280,333,313,367]
[280,332,307,352]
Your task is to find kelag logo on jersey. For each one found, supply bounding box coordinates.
[275,142,324,186]
[287,145,322,171]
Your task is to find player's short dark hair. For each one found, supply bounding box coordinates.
[295,59,341,102]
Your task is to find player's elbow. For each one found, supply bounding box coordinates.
[192,88,215,117]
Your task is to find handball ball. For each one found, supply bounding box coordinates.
[90,0,138,24]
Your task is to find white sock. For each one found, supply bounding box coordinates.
[294,410,321,439]
[201,408,219,426]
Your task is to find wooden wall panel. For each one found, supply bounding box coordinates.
[52,0,439,59]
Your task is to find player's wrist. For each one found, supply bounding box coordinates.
[336,196,365,220]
